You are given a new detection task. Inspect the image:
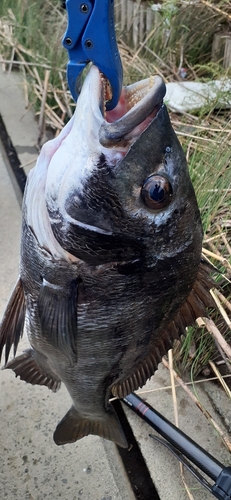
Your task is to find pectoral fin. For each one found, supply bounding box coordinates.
[5,348,61,392]
[38,278,78,358]
[54,405,128,449]
[0,278,25,364]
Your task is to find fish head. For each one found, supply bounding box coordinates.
[31,66,203,271]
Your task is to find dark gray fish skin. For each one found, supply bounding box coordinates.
[0,67,208,449]
[50,104,202,267]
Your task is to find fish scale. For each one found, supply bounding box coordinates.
[0,66,215,449]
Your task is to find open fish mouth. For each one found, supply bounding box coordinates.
[99,71,166,147]
[25,66,168,259]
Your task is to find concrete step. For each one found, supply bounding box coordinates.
[0,67,230,500]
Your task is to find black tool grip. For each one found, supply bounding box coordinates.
[122,393,223,482]
[212,467,231,499]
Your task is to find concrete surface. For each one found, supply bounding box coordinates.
[0,69,38,175]
[0,144,134,500]
[0,69,134,500]
[124,370,231,500]
[0,67,231,500]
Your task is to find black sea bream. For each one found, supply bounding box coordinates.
[0,66,214,448]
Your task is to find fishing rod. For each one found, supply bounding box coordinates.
[122,393,231,499]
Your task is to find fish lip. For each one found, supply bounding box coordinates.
[99,72,166,147]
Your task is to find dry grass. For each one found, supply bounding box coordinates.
[0,0,230,479]
[0,0,230,370]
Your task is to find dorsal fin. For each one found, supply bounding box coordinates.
[0,278,25,364]
[112,260,216,399]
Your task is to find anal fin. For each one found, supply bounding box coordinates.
[5,349,61,392]
[54,405,128,449]
[0,278,25,364]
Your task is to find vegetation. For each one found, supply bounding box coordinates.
[0,0,230,450]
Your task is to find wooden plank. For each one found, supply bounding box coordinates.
[114,0,121,26]
[212,33,227,63]
[127,0,134,32]
[121,0,127,32]
[115,0,162,48]
[132,1,141,48]
[223,38,231,68]
[146,6,153,33]
[212,33,231,68]
[139,4,145,43]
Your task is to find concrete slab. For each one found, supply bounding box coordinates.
[124,366,231,500]
[0,68,39,175]
[0,65,231,500]
[0,146,134,500]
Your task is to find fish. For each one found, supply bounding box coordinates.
[0,65,215,449]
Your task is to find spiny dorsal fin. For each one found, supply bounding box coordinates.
[0,278,25,364]
[112,260,216,399]
[5,349,61,392]
[54,405,128,448]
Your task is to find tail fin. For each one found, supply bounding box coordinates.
[53,405,128,449]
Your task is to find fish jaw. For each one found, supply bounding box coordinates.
[44,65,166,226]
[28,64,201,267]
[24,116,78,262]
[24,66,166,262]
[44,102,203,268]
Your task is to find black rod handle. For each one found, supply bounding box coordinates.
[123,392,223,482]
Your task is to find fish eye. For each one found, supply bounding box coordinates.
[141,175,173,209]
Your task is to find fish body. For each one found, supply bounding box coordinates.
[0,66,214,448]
